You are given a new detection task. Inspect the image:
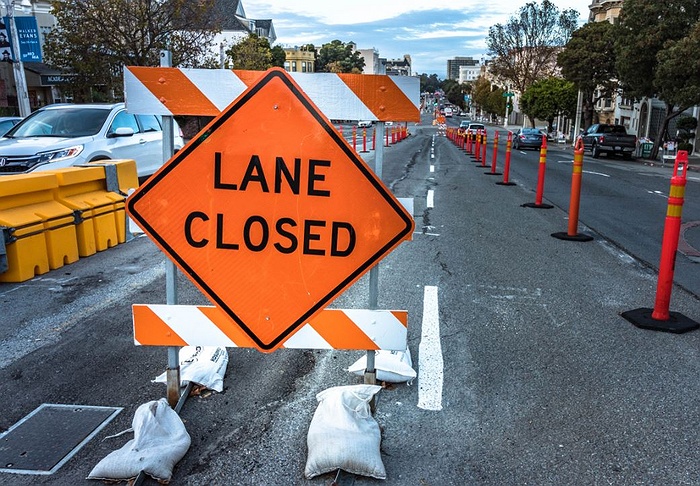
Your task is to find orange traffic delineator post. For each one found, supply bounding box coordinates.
[522,134,553,209]
[496,131,516,186]
[473,130,481,161]
[622,151,699,333]
[466,130,473,154]
[352,125,357,151]
[485,130,501,175]
[480,131,488,167]
[360,127,369,153]
[372,127,376,151]
[552,138,593,242]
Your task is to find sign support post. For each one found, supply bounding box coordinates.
[159,49,182,409]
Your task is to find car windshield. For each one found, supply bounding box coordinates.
[521,129,542,135]
[6,108,111,138]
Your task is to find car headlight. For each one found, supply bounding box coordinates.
[38,145,84,164]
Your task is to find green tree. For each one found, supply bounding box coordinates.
[520,77,577,131]
[316,40,364,73]
[420,73,441,94]
[486,87,507,119]
[558,21,618,128]
[471,76,493,117]
[486,0,579,96]
[226,33,283,70]
[441,79,470,109]
[616,0,700,159]
[44,0,221,102]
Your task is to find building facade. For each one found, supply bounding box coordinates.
[447,57,479,81]
[283,47,315,73]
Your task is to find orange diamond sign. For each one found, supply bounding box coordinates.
[127,68,414,352]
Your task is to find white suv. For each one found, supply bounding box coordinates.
[0,103,184,178]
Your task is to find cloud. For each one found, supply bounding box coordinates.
[243,1,592,77]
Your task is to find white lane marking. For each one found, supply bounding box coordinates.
[418,286,443,411]
[583,170,610,177]
[647,190,668,199]
[427,189,435,208]
[430,165,435,173]
[688,176,700,182]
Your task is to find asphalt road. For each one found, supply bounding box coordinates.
[0,114,698,485]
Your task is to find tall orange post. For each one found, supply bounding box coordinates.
[496,131,516,186]
[372,127,376,151]
[466,130,473,154]
[486,131,501,175]
[352,125,357,151]
[474,130,482,162]
[522,135,553,209]
[552,138,592,241]
[480,131,488,167]
[622,151,699,333]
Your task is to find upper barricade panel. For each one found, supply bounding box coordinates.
[124,67,420,122]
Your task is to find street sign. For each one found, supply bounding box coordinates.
[126,68,414,352]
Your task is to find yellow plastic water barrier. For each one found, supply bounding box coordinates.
[0,159,138,282]
[0,173,79,282]
[51,160,137,256]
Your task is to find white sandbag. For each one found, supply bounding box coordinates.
[347,348,416,383]
[305,384,385,479]
[87,398,191,482]
[153,346,228,392]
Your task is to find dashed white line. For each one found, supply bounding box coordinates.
[418,285,443,411]
[427,190,434,208]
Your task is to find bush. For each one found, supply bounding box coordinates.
[678,142,694,152]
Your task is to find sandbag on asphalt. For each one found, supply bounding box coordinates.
[305,384,385,479]
[347,348,417,383]
[87,398,190,483]
[153,346,228,392]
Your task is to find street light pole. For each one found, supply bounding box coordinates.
[4,0,31,116]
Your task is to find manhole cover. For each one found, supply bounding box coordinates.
[0,404,121,475]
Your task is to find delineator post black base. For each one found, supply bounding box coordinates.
[484,172,502,176]
[496,181,516,186]
[621,308,699,333]
[521,202,553,209]
[551,231,593,242]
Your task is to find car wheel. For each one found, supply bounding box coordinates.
[592,144,601,158]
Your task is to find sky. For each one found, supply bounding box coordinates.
[242,0,593,78]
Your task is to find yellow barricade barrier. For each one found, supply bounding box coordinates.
[0,159,138,282]
[0,173,79,282]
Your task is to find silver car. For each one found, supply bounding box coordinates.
[0,103,183,178]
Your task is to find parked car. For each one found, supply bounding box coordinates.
[580,123,637,159]
[0,116,22,136]
[457,119,471,135]
[464,122,485,141]
[512,128,545,150]
[0,103,184,178]
[357,120,373,128]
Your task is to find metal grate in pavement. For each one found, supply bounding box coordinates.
[0,403,122,475]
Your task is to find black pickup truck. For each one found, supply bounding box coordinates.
[581,124,637,159]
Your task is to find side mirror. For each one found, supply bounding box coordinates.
[107,126,134,138]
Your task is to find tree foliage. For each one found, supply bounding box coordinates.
[616,0,700,158]
[316,40,364,73]
[44,0,222,102]
[419,73,441,94]
[486,0,579,94]
[225,33,284,70]
[441,79,470,109]
[520,77,577,130]
[558,21,618,128]
[470,77,505,118]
